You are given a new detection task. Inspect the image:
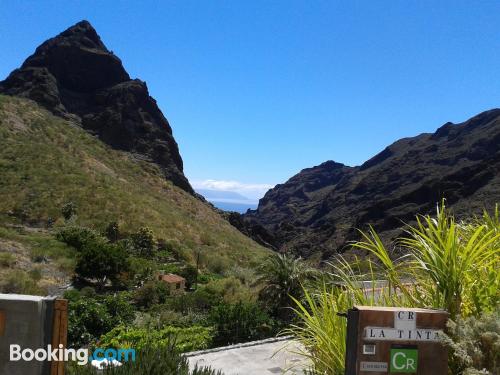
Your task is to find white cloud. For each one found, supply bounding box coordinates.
[192,179,275,200]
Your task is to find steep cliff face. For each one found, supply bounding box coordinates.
[243,110,500,257]
[0,20,192,193]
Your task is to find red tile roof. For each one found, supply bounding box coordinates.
[159,273,185,283]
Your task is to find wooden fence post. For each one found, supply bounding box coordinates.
[50,299,68,375]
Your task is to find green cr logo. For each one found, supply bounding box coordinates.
[390,348,418,373]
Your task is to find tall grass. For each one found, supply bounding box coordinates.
[286,203,500,374]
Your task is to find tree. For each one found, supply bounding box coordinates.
[180,264,198,289]
[75,241,129,288]
[256,252,314,319]
[105,221,120,242]
[67,298,113,348]
[132,227,156,257]
[61,201,77,221]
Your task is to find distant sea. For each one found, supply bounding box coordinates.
[196,189,259,213]
[209,200,258,213]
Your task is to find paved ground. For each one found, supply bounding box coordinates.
[186,338,310,375]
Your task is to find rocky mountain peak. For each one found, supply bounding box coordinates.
[0,21,193,193]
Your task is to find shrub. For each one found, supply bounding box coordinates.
[133,281,170,309]
[66,293,135,349]
[67,340,222,375]
[103,293,136,326]
[399,203,499,318]
[440,308,499,375]
[56,226,103,251]
[0,252,15,267]
[286,203,500,374]
[206,256,230,275]
[99,325,213,353]
[68,298,114,348]
[105,221,120,242]
[202,277,254,304]
[75,242,129,288]
[126,256,155,287]
[284,287,351,375]
[180,264,198,289]
[0,269,45,295]
[168,286,222,313]
[209,301,276,346]
[61,201,77,221]
[131,227,156,258]
[80,286,97,298]
[29,267,42,282]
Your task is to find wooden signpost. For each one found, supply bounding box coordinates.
[0,310,5,336]
[50,299,68,375]
[345,306,448,375]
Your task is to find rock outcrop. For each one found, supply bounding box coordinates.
[0,20,192,193]
[243,110,500,257]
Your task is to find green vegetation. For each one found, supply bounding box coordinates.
[100,325,213,353]
[286,203,500,375]
[0,226,75,294]
[2,95,498,373]
[209,301,276,346]
[256,252,315,320]
[0,95,269,269]
[67,340,222,375]
[440,307,499,375]
[66,291,135,348]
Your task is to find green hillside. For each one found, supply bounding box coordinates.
[0,95,270,291]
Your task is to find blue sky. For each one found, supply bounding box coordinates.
[1,1,499,199]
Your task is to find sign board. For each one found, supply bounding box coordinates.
[389,345,418,373]
[344,306,448,375]
[365,311,441,342]
[360,362,388,372]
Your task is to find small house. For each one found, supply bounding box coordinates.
[157,273,186,295]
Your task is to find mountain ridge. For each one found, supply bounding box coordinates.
[242,108,500,257]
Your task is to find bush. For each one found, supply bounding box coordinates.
[29,267,42,282]
[103,293,136,326]
[203,277,254,304]
[0,252,15,267]
[75,242,129,288]
[105,221,120,242]
[131,227,156,258]
[126,256,155,287]
[68,298,114,348]
[286,203,500,374]
[180,264,198,289]
[209,301,276,346]
[61,201,77,221]
[440,308,499,375]
[67,293,135,348]
[67,340,222,375]
[99,325,213,353]
[0,269,45,295]
[134,281,170,309]
[167,286,222,313]
[56,226,103,251]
